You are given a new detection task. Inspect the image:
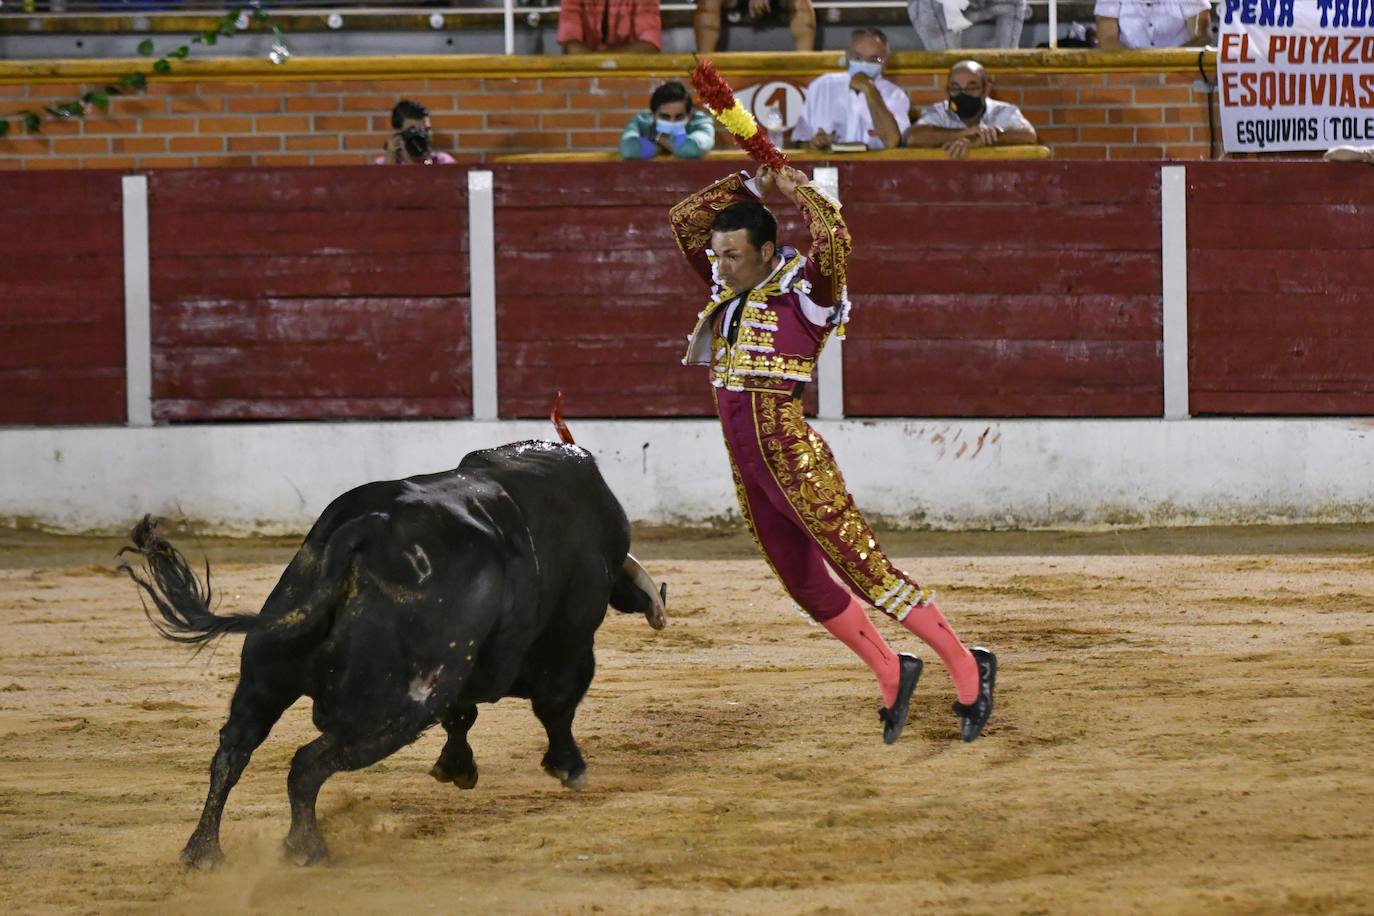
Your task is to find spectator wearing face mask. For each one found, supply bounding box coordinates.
[619,81,717,160]
[789,28,908,152]
[904,59,1037,158]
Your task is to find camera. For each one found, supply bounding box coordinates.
[400,126,432,160]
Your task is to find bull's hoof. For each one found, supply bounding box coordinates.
[542,762,588,791]
[179,838,225,871]
[429,760,479,790]
[283,832,329,867]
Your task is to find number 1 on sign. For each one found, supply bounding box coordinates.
[736,81,806,132]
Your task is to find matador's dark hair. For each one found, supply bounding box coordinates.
[649,81,693,115]
[711,201,777,251]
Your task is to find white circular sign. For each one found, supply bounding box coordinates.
[734,81,806,132]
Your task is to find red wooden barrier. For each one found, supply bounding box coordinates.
[0,171,126,425]
[491,161,822,418]
[1186,162,1374,415]
[495,162,726,418]
[148,167,472,421]
[9,162,1374,427]
[838,161,1164,417]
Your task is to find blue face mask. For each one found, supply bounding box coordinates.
[847,60,882,80]
[655,117,688,137]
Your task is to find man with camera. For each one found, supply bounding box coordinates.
[376,100,456,166]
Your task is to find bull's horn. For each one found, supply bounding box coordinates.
[624,553,667,630]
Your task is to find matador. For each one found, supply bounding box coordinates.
[669,165,997,743]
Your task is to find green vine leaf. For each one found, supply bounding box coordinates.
[3,5,288,139]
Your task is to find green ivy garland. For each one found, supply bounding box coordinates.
[0,7,289,139]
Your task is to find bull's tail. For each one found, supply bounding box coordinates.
[119,513,385,650]
[118,516,256,647]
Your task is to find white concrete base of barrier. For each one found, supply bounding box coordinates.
[3,418,1373,535]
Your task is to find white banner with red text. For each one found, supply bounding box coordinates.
[1217,0,1374,153]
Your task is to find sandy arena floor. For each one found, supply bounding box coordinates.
[1,525,1373,914]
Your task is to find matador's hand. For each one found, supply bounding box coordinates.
[753,164,777,198]
[773,166,809,202]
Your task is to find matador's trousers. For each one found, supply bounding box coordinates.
[715,388,935,623]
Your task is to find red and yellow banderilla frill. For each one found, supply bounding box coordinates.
[690,58,790,171]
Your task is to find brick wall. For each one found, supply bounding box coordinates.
[0,52,1217,169]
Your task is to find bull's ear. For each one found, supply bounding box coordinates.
[659,582,668,607]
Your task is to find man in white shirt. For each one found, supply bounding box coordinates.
[790,28,909,151]
[1095,0,1211,49]
[904,60,1037,158]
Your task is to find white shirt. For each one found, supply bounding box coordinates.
[1094,0,1210,49]
[791,71,911,151]
[915,97,1035,133]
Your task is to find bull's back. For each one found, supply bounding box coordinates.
[458,441,631,568]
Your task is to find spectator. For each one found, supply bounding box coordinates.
[909,0,1028,50]
[375,100,456,165]
[1095,0,1209,49]
[790,28,908,152]
[559,0,661,53]
[619,81,717,160]
[694,0,815,53]
[904,60,1037,158]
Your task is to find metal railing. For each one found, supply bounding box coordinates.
[0,0,1097,52]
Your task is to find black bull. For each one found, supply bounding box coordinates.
[121,441,668,868]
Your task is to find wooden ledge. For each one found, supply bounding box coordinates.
[492,146,1054,163]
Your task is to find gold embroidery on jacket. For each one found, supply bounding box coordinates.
[668,173,749,257]
[794,185,851,292]
[754,393,933,617]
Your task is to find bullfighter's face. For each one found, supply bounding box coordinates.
[710,228,777,291]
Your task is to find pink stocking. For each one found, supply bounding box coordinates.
[821,596,901,706]
[901,602,980,704]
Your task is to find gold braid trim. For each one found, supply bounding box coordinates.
[755,393,933,619]
[668,172,750,257]
[793,184,852,298]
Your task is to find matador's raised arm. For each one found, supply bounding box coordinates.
[790,182,852,312]
[668,171,758,285]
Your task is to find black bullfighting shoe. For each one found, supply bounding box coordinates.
[952,647,997,743]
[878,653,923,745]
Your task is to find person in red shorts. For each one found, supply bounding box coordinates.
[669,164,997,744]
[558,0,662,53]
